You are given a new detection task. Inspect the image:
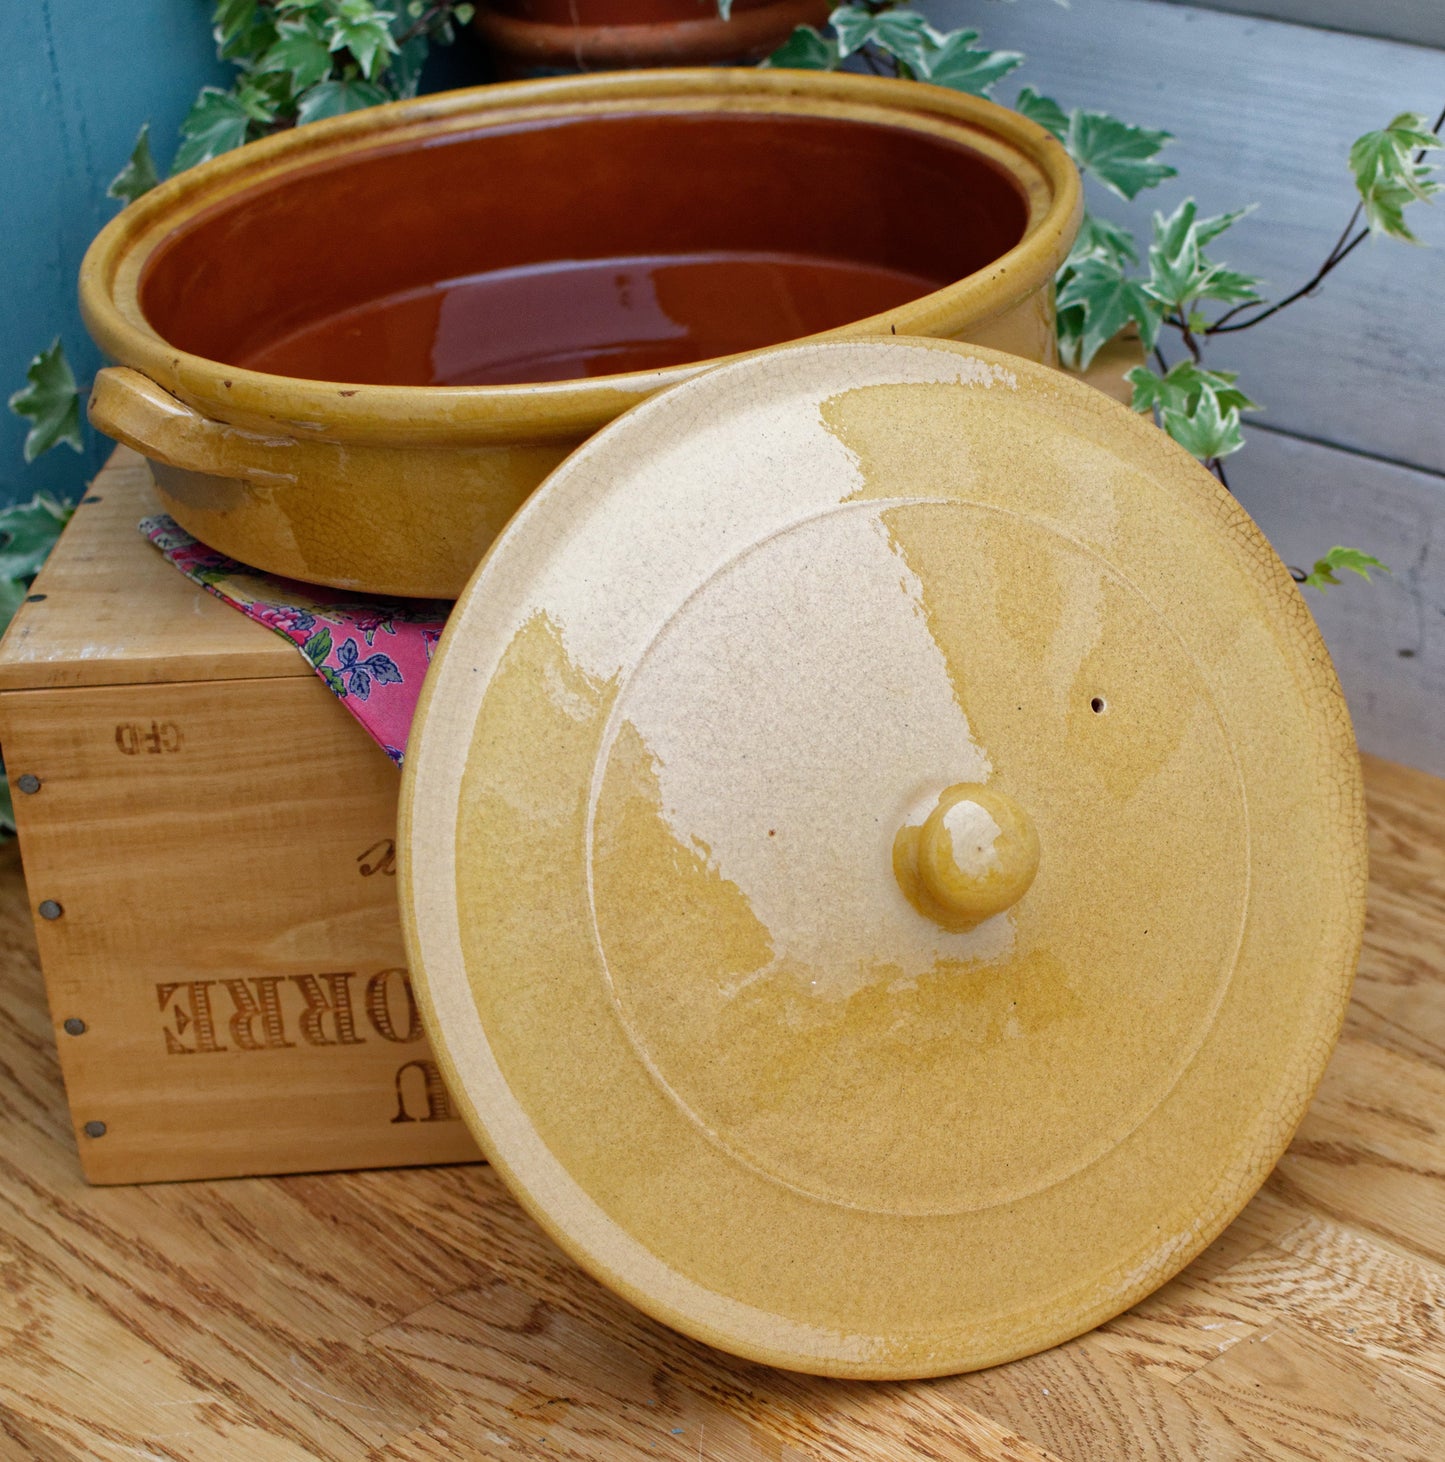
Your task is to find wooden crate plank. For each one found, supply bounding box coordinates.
[0,674,478,1182]
[0,450,303,693]
[936,0,1445,475]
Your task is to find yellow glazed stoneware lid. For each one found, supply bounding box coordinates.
[400,337,1365,1379]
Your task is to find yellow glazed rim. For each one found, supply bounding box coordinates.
[399,336,1366,1379]
[79,68,1081,448]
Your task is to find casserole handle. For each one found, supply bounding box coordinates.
[88,368,296,484]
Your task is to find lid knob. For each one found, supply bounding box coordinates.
[894,783,1040,931]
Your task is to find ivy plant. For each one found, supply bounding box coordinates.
[4,0,476,664]
[766,4,1441,589]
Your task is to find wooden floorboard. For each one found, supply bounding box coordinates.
[0,751,1442,1459]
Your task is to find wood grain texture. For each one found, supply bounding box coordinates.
[932,0,1445,477]
[1229,427,1445,777]
[0,450,301,693]
[1151,0,1445,49]
[0,452,478,1182]
[0,751,1441,1458]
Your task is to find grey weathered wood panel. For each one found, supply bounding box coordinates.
[926,0,1445,476]
[1152,0,1445,51]
[1229,428,1444,775]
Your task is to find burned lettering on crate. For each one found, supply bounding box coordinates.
[157,981,227,1055]
[156,968,428,1053]
[366,967,423,1044]
[115,721,184,755]
[357,838,396,877]
[392,1060,458,1123]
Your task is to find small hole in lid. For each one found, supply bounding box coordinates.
[1090,696,1107,714]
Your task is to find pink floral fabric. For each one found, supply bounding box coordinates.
[142,516,448,765]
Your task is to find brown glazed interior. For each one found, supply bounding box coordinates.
[140,110,1029,388]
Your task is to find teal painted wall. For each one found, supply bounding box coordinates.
[1,2,226,506]
[0,2,491,508]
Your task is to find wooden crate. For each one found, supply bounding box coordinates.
[0,449,481,1183]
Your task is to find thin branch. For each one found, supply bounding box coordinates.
[1206,100,1443,337]
[1207,229,1369,334]
[1210,457,1231,492]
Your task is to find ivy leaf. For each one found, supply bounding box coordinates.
[1350,112,1442,241]
[301,626,334,666]
[717,0,732,19]
[1351,113,1440,201]
[1126,360,1258,421]
[8,340,82,462]
[214,0,277,62]
[1360,166,1442,243]
[1055,257,1163,369]
[387,30,431,98]
[108,124,160,205]
[295,77,390,123]
[869,11,942,73]
[1302,546,1390,591]
[1068,211,1139,269]
[0,579,28,660]
[325,0,400,82]
[764,25,840,69]
[174,88,254,171]
[258,16,335,94]
[1161,387,1245,461]
[920,30,1024,96]
[1145,198,1261,312]
[0,493,74,582]
[1066,110,1175,200]
[829,5,886,58]
[1014,86,1069,143]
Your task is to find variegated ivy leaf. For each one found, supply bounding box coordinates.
[1160,387,1245,461]
[174,87,255,171]
[829,6,936,70]
[1350,112,1442,242]
[921,30,1023,96]
[717,0,732,20]
[1068,211,1139,269]
[108,124,160,205]
[325,0,400,82]
[296,77,390,123]
[213,0,276,63]
[764,25,841,69]
[258,15,335,94]
[1126,361,1258,421]
[1066,111,1175,200]
[1013,86,1069,143]
[1055,257,1162,370]
[1302,546,1390,591]
[0,493,74,582]
[8,340,83,462]
[1144,199,1262,313]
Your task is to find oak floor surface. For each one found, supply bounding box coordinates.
[2,755,1444,1460]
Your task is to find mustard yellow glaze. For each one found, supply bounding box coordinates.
[895,782,1041,931]
[80,70,1081,597]
[398,338,1366,1379]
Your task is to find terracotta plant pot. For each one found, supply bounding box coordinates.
[474,0,832,77]
[81,69,1081,598]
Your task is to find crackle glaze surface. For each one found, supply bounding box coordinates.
[80,70,1080,598]
[400,338,1366,1378]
